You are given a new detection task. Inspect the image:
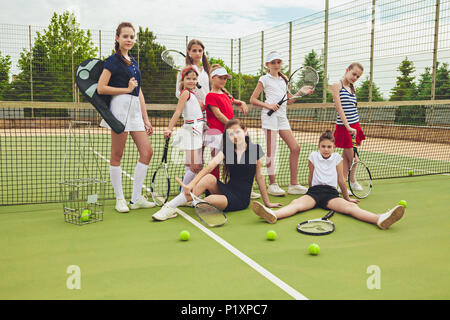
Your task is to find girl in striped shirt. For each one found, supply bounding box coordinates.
[330,63,366,192]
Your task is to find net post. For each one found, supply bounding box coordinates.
[230,38,233,95]
[260,31,264,101]
[288,21,292,76]
[238,38,241,100]
[322,0,329,104]
[28,25,34,106]
[429,0,440,125]
[368,0,377,123]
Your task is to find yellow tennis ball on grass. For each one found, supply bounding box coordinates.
[309,243,320,255]
[266,230,277,241]
[179,230,190,241]
[398,200,407,208]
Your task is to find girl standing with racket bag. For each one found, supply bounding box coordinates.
[251,130,405,230]
[250,51,314,197]
[97,22,155,213]
[152,119,281,221]
[165,66,205,182]
[331,62,366,193]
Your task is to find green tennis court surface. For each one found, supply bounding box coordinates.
[1,174,449,300]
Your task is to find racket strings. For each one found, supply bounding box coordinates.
[350,161,372,198]
[151,168,169,205]
[298,221,334,234]
[195,202,227,227]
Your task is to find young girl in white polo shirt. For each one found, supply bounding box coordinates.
[251,130,405,230]
[250,51,314,197]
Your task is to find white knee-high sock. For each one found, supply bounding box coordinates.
[131,162,149,203]
[182,166,196,190]
[166,192,187,208]
[110,165,124,200]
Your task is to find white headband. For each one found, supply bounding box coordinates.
[211,67,232,79]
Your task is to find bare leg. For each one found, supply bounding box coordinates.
[342,148,354,182]
[110,131,128,166]
[327,198,378,224]
[279,129,301,185]
[274,195,316,219]
[265,129,278,185]
[192,174,227,210]
[130,131,153,165]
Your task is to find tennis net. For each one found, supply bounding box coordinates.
[1,100,449,205]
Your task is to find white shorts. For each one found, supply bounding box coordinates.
[100,94,145,132]
[261,111,291,131]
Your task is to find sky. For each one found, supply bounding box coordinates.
[0,0,351,38]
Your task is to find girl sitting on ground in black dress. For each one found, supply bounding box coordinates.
[152,119,281,221]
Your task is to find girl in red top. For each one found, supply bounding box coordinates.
[204,64,248,180]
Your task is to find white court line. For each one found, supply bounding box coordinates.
[92,148,308,300]
[365,159,450,176]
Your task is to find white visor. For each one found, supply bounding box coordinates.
[265,51,283,63]
[211,67,232,79]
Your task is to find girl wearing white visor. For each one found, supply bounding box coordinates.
[250,51,313,197]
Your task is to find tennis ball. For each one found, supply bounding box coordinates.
[80,209,91,222]
[398,200,407,208]
[408,170,414,176]
[266,230,277,241]
[309,243,320,255]
[179,230,190,241]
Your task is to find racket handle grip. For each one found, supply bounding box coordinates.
[267,109,274,116]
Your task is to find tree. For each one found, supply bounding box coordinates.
[5,11,96,116]
[129,27,175,104]
[416,66,432,100]
[390,57,417,101]
[435,62,450,100]
[390,57,424,125]
[356,77,384,102]
[0,50,12,100]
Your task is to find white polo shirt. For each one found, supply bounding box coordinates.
[308,151,343,188]
[176,65,210,104]
[258,73,288,117]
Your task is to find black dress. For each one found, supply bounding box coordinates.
[216,141,264,212]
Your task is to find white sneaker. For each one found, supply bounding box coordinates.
[350,181,363,191]
[377,205,405,230]
[267,183,286,196]
[129,196,155,210]
[152,205,178,221]
[288,184,308,195]
[251,201,277,224]
[115,199,130,213]
[250,191,261,199]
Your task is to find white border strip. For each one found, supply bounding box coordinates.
[92,148,307,300]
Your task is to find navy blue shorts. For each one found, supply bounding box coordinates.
[306,185,339,210]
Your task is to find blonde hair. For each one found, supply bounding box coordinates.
[210,64,234,101]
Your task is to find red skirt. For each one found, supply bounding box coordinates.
[334,122,366,148]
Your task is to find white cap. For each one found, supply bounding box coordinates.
[210,67,232,79]
[265,51,283,63]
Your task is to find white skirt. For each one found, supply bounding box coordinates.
[100,94,145,132]
[172,123,204,150]
[204,131,223,150]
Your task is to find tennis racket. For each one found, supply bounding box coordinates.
[267,66,319,116]
[161,49,201,89]
[297,210,335,236]
[348,137,372,199]
[150,138,171,206]
[175,177,227,227]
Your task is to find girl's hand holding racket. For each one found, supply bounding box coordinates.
[267,103,280,112]
[347,127,357,137]
[163,128,172,139]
